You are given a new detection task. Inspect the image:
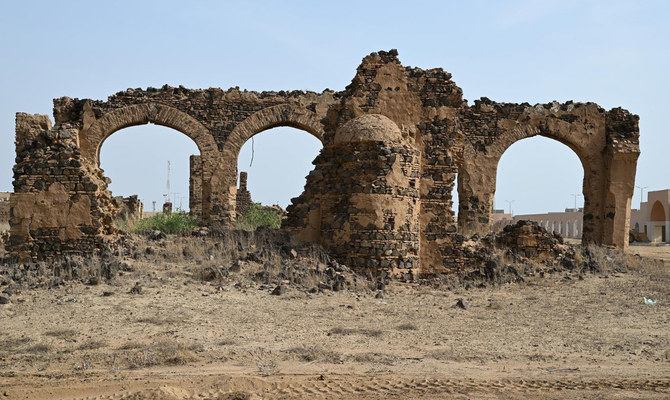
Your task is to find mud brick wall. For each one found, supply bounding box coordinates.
[235,171,252,216]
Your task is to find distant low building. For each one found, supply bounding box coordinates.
[490,209,512,229]
[631,189,670,243]
[494,208,583,239]
[491,188,670,243]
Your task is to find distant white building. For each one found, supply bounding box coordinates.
[631,189,670,243]
[491,207,582,238]
[491,188,670,243]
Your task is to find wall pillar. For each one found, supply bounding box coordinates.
[601,151,639,249]
[189,155,202,217]
[235,171,252,216]
[457,152,497,236]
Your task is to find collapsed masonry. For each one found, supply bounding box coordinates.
[5,50,639,277]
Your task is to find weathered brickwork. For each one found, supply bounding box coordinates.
[6,50,640,276]
[189,155,202,217]
[113,195,143,221]
[235,172,252,216]
[8,114,118,261]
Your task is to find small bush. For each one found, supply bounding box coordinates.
[125,340,200,369]
[236,203,283,231]
[130,212,198,234]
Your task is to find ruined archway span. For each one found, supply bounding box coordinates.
[80,103,220,165]
[458,113,606,240]
[473,122,596,171]
[222,104,324,161]
[80,103,220,220]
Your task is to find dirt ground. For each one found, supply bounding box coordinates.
[0,243,669,399]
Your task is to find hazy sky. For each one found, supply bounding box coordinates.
[1,1,668,215]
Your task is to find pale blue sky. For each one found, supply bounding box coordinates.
[1,1,667,215]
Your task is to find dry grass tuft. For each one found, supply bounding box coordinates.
[328,327,383,337]
[396,323,418,331]
[285,345,343,364]
[25,344,51,354]
[349,352,398,365]
[0,337,32,353]
[77,340,107,351]
[44,329,78,339]
[124,340,201,369]
[248,348,279,376]
[135,315,187,326]
[117,341,145,350]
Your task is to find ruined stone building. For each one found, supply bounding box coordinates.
[6,50,640,276]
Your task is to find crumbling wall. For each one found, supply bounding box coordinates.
[458,99,639,250]
[113,195,143,221]
[287,50,468,275]
[7,50,640,276]
[235,171,252,216]
[189,155,202,217]
[7,114,118,261]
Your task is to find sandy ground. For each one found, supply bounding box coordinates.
[0,245,669,399]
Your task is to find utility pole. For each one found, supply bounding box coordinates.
[571,193,581,210]
[505,200,514,216]
[636,185,648,205]
[166,160,171,200]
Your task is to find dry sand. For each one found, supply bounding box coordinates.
[0,244,669,399]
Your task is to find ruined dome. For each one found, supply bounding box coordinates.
[333,114,403,144]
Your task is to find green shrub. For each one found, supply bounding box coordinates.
[130,212,198,234]
[236,203,283,231]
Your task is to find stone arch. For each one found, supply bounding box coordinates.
[484,123,590,168]
[80,103,220,219]
[217,104,325,225]
[223,104,324,161]
[458,120,602,242]
[80,103,219,165]
[651,201,665,221]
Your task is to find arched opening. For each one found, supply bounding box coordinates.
[236,126,322,223]
[651,201,665,221]
[649,200,666,242]
[99,124,199,224]
[495,136,584,238]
